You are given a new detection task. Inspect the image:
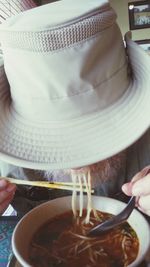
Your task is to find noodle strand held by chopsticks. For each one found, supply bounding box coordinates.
[71,168,93,223]
[83,169,92,224]
[78,174,83,217]
[71,172,77,218]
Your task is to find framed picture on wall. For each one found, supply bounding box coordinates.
[128,1,150,30]
[135,39,150,55]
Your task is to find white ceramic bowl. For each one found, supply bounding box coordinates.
[12,196,150,267]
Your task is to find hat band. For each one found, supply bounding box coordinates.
[11,63,129,121]
[0,9,116,52]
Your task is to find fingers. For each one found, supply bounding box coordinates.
[0,193,15,215]
[122,166,150,216]
[121,170,146,196]
[0,180,16,198]
[131,171,145,183]
[122,182,133,196]
[0,179,16,214]
[137,195,150,216]
[132,174,150,196]
[122,173,150,196]
[132,165,150,182]
[0,179,8,189]
[122,166,150,195]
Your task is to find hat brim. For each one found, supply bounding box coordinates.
[0,34,150,170]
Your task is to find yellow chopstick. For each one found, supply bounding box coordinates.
[1,177,94,193]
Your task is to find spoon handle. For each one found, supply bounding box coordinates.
[87,197,136,237]
[88,167,150,237]
[118,196,136,221]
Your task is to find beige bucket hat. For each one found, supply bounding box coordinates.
[0,0,149,170]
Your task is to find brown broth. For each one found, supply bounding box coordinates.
[29,210,139,267]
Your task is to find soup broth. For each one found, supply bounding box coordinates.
[29,210,139,267]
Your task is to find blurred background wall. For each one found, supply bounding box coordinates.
[109,0,150,41]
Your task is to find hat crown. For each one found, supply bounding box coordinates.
[0,1,149,170]
[0,0,128,121]
[1,0,109,30]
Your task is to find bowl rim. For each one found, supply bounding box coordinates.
[12,195,150,267]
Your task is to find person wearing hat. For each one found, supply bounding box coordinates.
[0,0,149,217]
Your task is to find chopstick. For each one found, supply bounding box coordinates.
[0,177,94,193]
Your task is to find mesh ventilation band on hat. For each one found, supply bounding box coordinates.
[0,9,116,52]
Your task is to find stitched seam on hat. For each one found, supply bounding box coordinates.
[0,10,116,52]
[10,61,127,101]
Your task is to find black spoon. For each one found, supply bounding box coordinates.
[88,168,150,237]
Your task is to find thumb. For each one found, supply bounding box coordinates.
[122,166,150,196]
[122,182,133,196]
[121,171,141,196]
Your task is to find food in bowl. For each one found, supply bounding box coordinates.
[12,196,150,267]
[29,209,139,267]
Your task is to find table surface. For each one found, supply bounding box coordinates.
[0,128,150,267]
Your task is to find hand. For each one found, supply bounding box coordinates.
[0,179,16,215]
[122,166,150,216]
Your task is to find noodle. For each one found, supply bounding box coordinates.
[78,174,83,217]
[29,168,139,267]
[71,172,77,218]
[70,168,93,224]
[29,210,139,267]
[83,170,92,224]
